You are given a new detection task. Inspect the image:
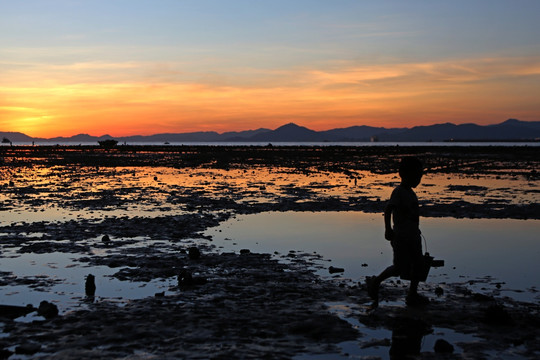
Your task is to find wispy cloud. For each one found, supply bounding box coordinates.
[1,54,539,136]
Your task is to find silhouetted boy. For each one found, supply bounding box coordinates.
[366,156,428,307]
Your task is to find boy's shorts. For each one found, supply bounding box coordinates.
[391,235,424,280]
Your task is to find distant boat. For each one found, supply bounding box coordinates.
[98,139,118,148]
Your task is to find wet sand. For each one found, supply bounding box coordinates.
[0,145,539,359]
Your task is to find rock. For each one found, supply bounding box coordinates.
[37,301,59,319]
[329,266,344,274]
[0,348,13,359]
[85,274,96,297]
[178,270,207,287]
[0,304,36,320]
[102,234,111,244]
[472,293,493,302]
[188,247,201,260]
[240,249,251,255]
[15,342,41,355]
[434,286,444,297]
[434,339,454,353]
[483,304,513,326]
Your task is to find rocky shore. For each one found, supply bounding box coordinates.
[0,145,538,359]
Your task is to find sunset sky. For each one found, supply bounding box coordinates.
[1,1,540,137]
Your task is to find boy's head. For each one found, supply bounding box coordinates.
[399,156,423,188]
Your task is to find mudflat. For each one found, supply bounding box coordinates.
[0,145,538,359]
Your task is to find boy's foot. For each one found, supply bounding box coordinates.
[406,293,430,307]
[365,276,379,307]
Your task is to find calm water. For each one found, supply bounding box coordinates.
[16,141,540,147]
[207,211,540,302]
[1,210,538,322]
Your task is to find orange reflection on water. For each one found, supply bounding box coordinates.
[1,165,538,224]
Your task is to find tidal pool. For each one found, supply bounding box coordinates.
[207,211,540,302]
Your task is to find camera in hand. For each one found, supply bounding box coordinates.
[431,259,445,267]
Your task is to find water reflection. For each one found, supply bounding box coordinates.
[0,245,175,314]
[2,165,538,224]
[208,211,540,302]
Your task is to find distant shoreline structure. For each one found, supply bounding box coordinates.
[1,141,539,148]
[1,119,540,144]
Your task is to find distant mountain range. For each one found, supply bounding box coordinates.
[2,119,540,144]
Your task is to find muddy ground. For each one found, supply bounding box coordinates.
[0,145,538,359]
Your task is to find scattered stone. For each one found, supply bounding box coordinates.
[188,247,201,260]
[85,274,96,297]
[15,343,41,355]
[37,301,59,319]
[329,266,344,274]
[102,234,111,244]
[178,270,207,287]
[0,304,36,320]
[434,339,454,353]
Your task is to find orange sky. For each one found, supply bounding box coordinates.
[2,56,539,137]
[2,2,540,138]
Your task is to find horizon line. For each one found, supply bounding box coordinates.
[1,117,536,139]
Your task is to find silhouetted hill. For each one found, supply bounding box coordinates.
[46,134,115,143]
[377,119,540,141]
[0,132,35,143]
[249,123,323,142]
[2,119,539,144]
[119,132,221,143]
[320,125,406,141]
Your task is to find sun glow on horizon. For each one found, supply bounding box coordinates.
[2,55,539,138]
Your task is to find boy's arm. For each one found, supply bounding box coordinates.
[384,204,394,241]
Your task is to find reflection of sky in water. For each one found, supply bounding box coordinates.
[1,163,538,320]
[0,248,175,315]
[294,302,485,360]
[208,211,540,302]
[1,166,538,220]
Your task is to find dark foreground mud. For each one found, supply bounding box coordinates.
[0,146,538,359]
[1,251,359,359]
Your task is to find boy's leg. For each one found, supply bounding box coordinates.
[376,265,399,284]
[367,265,399,306]
[408,279,419,296]
[406,279,429,306]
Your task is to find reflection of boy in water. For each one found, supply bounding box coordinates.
[367,156,428,307]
